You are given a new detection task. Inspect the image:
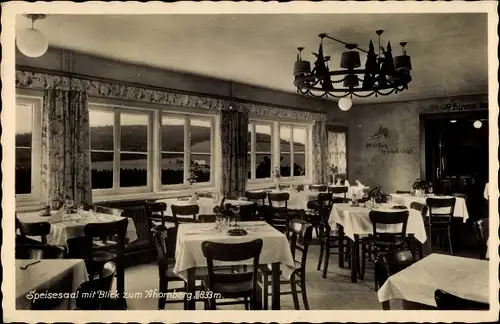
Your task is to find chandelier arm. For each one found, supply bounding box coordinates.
[326,92,351,99]
[324,35,369,54]
[303,89,329,99]
[374,88,397,96]
[351,91,376,98]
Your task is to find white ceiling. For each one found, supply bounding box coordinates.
[16,13,488,103]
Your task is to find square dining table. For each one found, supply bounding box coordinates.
[16,210,138,247]
[174,221,296,310]
[377,254,489,309]
[16,259,88,310]
[329,203,426,283]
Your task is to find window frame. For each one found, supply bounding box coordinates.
[89,103,153,196]
[247,120,274,182]
[159,111,215,191]
[15,95,42,203]
[278,122,310,181]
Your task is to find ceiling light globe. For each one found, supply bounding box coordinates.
[473,120,482,129]
[16,28,48,58]
[338,97,353,111]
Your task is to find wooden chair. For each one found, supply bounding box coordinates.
[146,201,168,228]
[306,192,333,238]
[396,190,411,194]
[309,184,327,192]
[258,219,313,310]
[75,261,117,310]
[328,186,348,199]
[267,192,291,234]
[360,209,410,289]
[434,289,489,310]
[201,239,263,310]
[171,204,200,226]
[17,220,51,245]
[409,201,427,259]
[317,197,352,277]
[374,249,415,310]
[473,218,489,260]
[16,244,66,259]
[84,218,128,309]
[426,197,456,255]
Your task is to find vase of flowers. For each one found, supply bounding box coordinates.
[412,179,432,196]
[364,186,383,205]
[273,166,281,190]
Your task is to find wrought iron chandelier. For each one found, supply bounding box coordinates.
[293,30,412,110]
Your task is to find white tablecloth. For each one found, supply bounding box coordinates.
[174,221,296,280]
[158,197,255,217]
[390,193,469,222]
[16,259,88,310]
[17,211,138,247]
[377,254,489,306]
[329,203,427,243]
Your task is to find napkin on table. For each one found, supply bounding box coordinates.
[47,208,64,223]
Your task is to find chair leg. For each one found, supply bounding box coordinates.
[360,244,366,281]
[244,297,249,310]
[300,277,310,310]
[290,281,300,310]
[418,242,424,259]
[317,239,324,271]
[262,274,269,310]
[158,279,167,310]
[447,228,453,255]
[322,239,330,279]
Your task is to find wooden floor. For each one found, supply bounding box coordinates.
[119,241,482,310]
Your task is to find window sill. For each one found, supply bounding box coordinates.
[92,186,218,203]
[247,178,311,191]
[15,199,44,213]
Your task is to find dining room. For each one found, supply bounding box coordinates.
[4,2,499,322]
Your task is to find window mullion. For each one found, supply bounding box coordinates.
[114,111,121,190]
[251,123,256,180]
[184,117,190,186]
[290,127,295,178]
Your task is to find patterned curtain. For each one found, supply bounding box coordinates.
[311,120,328,184]
[328,131,347,175]
[220,108,249,198]
[40,89,92,206]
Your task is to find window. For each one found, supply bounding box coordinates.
[160,114,213,187]
[280,124,307,178]
[15,96,41,199]
[247,122,273,180]
[90,107,151,191]
[327,130,347,181]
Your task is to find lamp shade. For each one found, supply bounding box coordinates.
[340,51,361,69]
[343,74,359,88]
[394,55,412,71]
[16,28,48,58]
[338,97,353,111]
[293,60,311,76]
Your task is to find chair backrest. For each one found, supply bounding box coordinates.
[17,221,51,245]
[409,201,428,219]
[426,197,456,224]
[268,192,290,208]
[198,214,218,223]
[317,192,334,209]
[84,217,128,250]
[374,249,414,290]
[310,184,327,192]
[76,261,117,310]
[287,219,313,273]
[154,226,178,261]
[171,204,199,226]
[92,205,124,216]
[328,186,349,196]
[245,191,267,205]
[146,201,167,226]
[434,289,489,310]
[236,203,258,222]
[369,210,409,241]
[473,218,489,260]
[396,190,411,194]
[201,239,263,296]
[16,244,66,259]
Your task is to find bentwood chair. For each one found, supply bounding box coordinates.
[473,218,489,260]
[201,239,263,310]
[245,191,268,220]
[258,219,313,310]
[328,186,349,199]
[171,204,200,226]
[16,244,66,259]
[409,202,427,259]
[309,184,327,192]
[146,201,168,229]
[17,220,51,245]
[267,192,291,234]
[426,197,456,255]
[434,290,489,310]
[360,209,409,289]
[75,261,117,310]
[84,218,128,309]
[153,226,204,309]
